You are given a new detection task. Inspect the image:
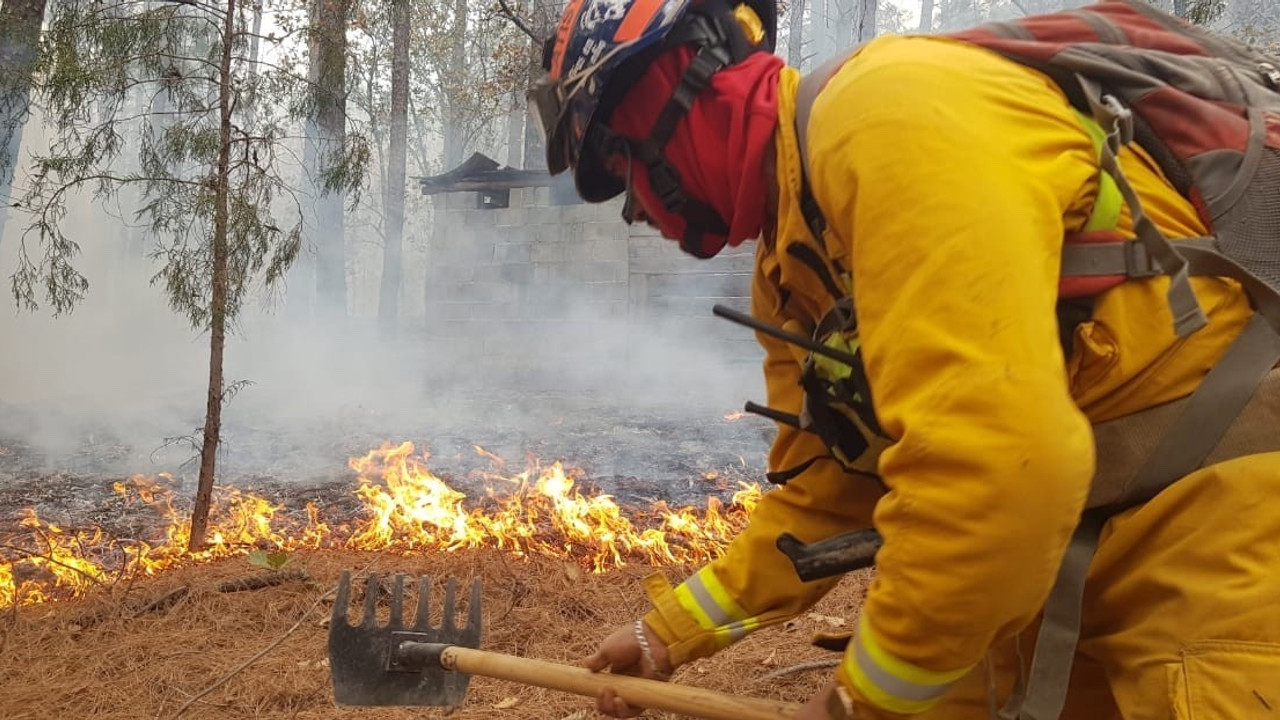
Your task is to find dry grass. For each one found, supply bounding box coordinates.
[0,550,871,719]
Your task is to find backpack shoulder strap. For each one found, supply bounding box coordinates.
[794,51,856,240]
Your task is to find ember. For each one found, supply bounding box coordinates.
[0,441,761,608]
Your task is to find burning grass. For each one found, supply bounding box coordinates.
[0,439,869,718]
[2,441,760,607]
[0,549,871,719]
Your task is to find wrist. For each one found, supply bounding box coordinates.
[825,682,857,720]
[635,619,674,676]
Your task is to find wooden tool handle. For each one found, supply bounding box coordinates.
[440,646,800,720]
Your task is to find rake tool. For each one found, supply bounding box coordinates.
[328,572,802,720]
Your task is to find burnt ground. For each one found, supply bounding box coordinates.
[0,390,776,540]
[0,387,877,720]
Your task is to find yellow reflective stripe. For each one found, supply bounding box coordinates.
[672,567,759,648]
[1072,109,1124,232]
[841,615,972,714]
[1073,108,1108,149]
[713,616,760,647]
[673,584,717,629]
[691,566,751,623]
[815,333,861,383]
[1086,171,1123,232]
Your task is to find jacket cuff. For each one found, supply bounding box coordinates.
[640,572,724,667]
[836,614,974,715]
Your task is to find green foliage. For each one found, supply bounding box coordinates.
[247,548,291,570]
[10,0,369,324]
[1178,0,1227,25]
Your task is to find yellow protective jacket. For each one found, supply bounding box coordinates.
[641,35,1280,717]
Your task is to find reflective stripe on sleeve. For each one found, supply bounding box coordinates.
[672,567,760,647]
[840,614,973,715]
[1073,109,1124,233]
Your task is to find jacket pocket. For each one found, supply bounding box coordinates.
[1168,641,1280,719]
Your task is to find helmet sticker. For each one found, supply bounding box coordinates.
[550,0,588,78]
[579,0,630,32]
[568,37,610,77]
[612,0,665,42]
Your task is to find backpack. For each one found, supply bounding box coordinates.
[780,2,1280,717]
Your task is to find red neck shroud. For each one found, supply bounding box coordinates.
[610,48,783,256]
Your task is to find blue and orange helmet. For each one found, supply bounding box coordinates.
[530,0,776,207]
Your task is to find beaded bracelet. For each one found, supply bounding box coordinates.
[633,619,670,679]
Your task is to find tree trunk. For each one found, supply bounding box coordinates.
[379,0,409,335]
[190,0,238,552]
[248,0,264,66]
[501,0,526,167]
[787,0,806,68]
[442,0,468,168]
[523,0,553,170]
[856,0,876,42]
[505,92,524,167]
[834,0,853,50]
[812,0,837,66]
[287,12,323,323]
[0,0,48,246]
[917,0,934,32]
[409,92,433,176]
[312,0,348,318]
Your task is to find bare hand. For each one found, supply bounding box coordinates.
[796,679,852,720]
[583,621,673,718]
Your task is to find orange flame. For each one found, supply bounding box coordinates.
[1,442,761,607]
[723,411,747,422]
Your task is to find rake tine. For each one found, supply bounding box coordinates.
[467,577,482,631]
[362,573,380,627]
[332,571,352,627]
[413,575,432,631]
[442,576,458,633]
[389,575,405,627]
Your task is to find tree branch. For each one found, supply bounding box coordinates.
[494,0,540,42]
[0,544,105,587]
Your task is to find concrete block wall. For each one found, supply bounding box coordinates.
[423,186,761,381]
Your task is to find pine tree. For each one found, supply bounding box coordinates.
[11,0,369,550]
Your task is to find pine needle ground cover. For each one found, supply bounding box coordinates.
[0,550,871,720]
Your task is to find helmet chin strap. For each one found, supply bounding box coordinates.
[617,139,727,258]
[624,5,754,256]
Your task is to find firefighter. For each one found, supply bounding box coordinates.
[529,0,1280,716]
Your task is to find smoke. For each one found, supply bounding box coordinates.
[0,196,771,487]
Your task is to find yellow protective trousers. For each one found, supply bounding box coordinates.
[919,453,1280,720]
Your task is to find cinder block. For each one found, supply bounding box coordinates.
[533,262,570,284]
[473,263,534,285]
[581,222,614,244]
[529,223,564,245]
[582,280,628,304]
[532,242,567,263]
[492,242,533,264]
[464,208,498,226]
[588,238,628,263]
[510,188,533,207]
[568,261,626,283]
[494,208,527,227]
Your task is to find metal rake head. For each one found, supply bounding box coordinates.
[328,571,482,706]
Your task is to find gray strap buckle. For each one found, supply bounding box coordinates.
[1261,62,1280,90]
[1099,93,1134,147]
[1124,240,1162,279]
